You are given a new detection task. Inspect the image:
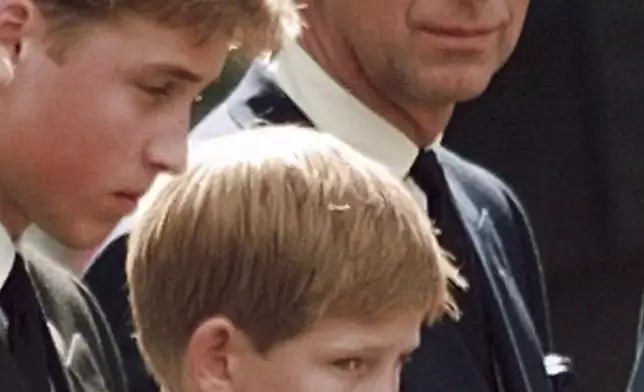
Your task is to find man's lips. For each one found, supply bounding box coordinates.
[413,23,504,52]
[418,23,503,38]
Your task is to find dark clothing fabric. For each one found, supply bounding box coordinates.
[0,252,127,392]
[85,238,157,392]
[409,150,498,390]
[627,293,644,392]
[1,253,63,392]
[84,63,568,392]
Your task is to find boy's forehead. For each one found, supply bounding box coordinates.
[58,16,229,81]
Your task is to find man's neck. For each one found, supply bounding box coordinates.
[298,15,453,147]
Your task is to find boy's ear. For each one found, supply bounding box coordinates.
[184,317,239,392]
[0,0,33,85]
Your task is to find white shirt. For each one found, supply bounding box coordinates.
[274,40,434,208]
[0,222,14,291]
[0,224,87,279]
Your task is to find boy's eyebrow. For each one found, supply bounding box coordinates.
[323,331,422,355]
[140,63,204,83]
[325,341,421,360]
[325,339,397,354]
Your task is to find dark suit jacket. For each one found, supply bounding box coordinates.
[0,254,127,392]
[84,63,567,392]
[627,294,644,392]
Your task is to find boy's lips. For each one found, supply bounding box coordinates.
[112,191,144,214]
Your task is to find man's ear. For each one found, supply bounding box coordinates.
[184,316,240,392]
[0,0,32,84]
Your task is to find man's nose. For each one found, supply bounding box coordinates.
[144,119,189,175]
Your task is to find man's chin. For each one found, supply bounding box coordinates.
[422,83,492,106]
[410,66,496,104]
[453,86,490,103]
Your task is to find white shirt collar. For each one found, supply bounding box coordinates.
[0,222,15,290]
[273,40,422,179]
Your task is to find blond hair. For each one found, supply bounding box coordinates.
[35,0,299,57]
[127,126,465,391]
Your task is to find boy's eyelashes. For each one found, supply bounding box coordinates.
[331,357,368,373]
[135,80,204,104]
[137,81,176,98]
[330,351,415,374]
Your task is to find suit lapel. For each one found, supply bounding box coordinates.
[627,292,644,391]
[629,335,644,392]
[439,153,551,392]
[227,63,312,128]
[25,263,77,392]
[0,294,75,392]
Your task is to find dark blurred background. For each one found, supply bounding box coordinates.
[191,1,644,390]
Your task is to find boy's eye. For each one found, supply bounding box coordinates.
[332,358,366,372]
[140,84,172,97]
[136,80,178,99]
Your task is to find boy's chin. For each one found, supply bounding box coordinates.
[41,219,113,252]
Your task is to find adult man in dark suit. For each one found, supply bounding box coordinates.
[0,0,296,389]
[86,0,571,391]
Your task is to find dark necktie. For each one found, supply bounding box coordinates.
[408,149,498,391]
[0,253,67,392]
